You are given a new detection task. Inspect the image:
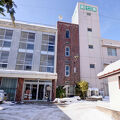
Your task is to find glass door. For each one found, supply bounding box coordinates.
[38,85,44,100]
[31,84,37,100]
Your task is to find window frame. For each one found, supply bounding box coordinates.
[87,28,92,32]
[90,64,95,68]
[107,47,117,56]
[87,12,91,16]
[66,29,70,38]
[65,65,70,77]
[65,46,70,56]
[88,45,93,49]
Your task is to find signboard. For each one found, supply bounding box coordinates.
[80,4,97,12]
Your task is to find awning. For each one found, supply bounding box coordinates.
[0,69,57,80]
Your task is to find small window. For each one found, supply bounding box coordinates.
[0,64,7,68]
[28,33,35,42]
[87,13,91,16]
[66,30,70,38]
[90,64,95,68]
[65,65,70,76]
[2,64,7,68]
[3,41,11,47]
[74,67,76,73]
[48,45,54,52]
[24,65,32,70]
[5,30,13,39]
[88,28,92,32]
[27,44,34,50]
[65,46,70,56]
[89,45,93,49]
[107,48,117,56]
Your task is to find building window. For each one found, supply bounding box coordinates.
[0,51,9,68]
[40,34,55,73]
[65,46,70,56]
[66,30,70,38]
[19,31,35,50]
[41,34,55,52]
[27,44,34,50]
[0,28,13,48]
[88,28,92,32]
[88,45,93,49]
[16,52,33,70]
[65,65,70,76]
[90,64,95,68]
[107,48,117,56]
[87,13,91,16]
[3,41,11,47]
[40,54,54,73]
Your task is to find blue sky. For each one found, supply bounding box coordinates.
[0,0,120,41]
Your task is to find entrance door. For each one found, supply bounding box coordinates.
[31,85,37,100]
[38,85,44,100]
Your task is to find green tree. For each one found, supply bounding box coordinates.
[56,86,66,98]
[0,0,16,24]
[75,81,88,99]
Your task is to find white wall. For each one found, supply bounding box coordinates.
[72,2,104,92]
[108,74,120,107]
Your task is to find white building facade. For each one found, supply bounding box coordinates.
[72,2,120,96]
[0,19,57,101]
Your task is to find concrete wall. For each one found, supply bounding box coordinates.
[72,2,104,91]
[102,39,120,65]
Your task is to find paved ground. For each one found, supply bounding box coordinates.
[0,102,118,120]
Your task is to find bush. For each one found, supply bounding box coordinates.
[56,86,66,98]
[75,81,88,99]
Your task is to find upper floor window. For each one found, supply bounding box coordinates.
[87,13,91,16]
[41,34,55,52]
[88,45,93,49]
[40,54,54,73]
[107,48,117,56]
[0,51,9,68]
[87,28,92,32]
[0,29,13,48]
[90,64,95,68]
[65,46,70,56]
[0,28,13,40]
[65,65,70,77]
[16,52,33,70]
[19,32,35,50]
[66,30,70,38]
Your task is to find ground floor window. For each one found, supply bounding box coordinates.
[0,77,17,101]
[23,80,52,101]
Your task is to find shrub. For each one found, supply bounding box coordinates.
[75,81,88,99]
[56,86,66,98]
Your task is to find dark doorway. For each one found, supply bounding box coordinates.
[38,85,44,100]
[31,85,37,100]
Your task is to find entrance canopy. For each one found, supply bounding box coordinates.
[0,69,57,80]
[97,60,120,79]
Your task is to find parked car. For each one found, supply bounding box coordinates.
[0,90,4,103]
